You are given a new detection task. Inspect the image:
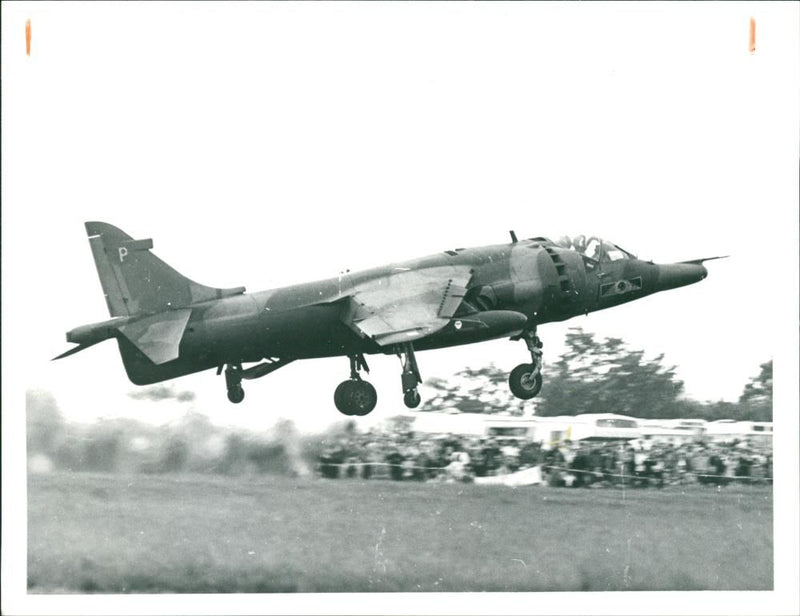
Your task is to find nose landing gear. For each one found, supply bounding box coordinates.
[334,354,378,416]
[509,328,543,400]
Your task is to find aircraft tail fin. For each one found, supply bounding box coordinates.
[84,221,245,317]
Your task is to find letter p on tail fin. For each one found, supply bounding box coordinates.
[84,221,245,317]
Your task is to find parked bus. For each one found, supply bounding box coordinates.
[534,413,642,446]
[640,418,707,444]
[704,419,773,447]
[484,416,538,442]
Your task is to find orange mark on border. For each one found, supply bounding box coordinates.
[748,17,756,54]
[25,19,31,56]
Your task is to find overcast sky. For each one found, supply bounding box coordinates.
[3,2,798,437]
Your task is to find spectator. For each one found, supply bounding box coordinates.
[570,443,593,487]
[519,441,543,470]
[501,439,521,472]
[315,424,772,488]
[445,450,472,483]
[481,439,502,476]
[385,448,405,481]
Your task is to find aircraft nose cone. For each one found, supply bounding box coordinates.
[655,263,708,292]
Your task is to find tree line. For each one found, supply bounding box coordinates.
[422,327,772,422]
[25,390,349,475]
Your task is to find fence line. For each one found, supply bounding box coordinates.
[317,460,773,482]
[540,464,772,482]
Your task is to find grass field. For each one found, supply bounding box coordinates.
[27,472,773,593]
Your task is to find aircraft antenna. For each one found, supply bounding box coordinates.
[509,230,518,243]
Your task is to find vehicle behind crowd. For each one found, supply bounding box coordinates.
[317,426,772,488]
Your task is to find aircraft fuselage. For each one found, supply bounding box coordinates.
[59,223,711,411]
[111,238,701,385]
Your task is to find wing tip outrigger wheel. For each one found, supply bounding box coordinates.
[222,358,295,404]
[398,343,423,409]
[403,389,421,408]
[225,364,245,404]
[227,385,245,404]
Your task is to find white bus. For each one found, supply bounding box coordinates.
[533,413,642,446]
[484,416,538,442]
[640,418,707,444]
[705,419,773,447]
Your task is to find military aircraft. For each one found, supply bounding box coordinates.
[56,223,720,416]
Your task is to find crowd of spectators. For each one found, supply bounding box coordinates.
[317,430,772,487]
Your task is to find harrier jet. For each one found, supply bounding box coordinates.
[56,223,718,416]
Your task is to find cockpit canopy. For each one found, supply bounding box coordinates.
[553,235,636,263]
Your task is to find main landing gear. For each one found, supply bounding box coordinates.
[509,328,543,400]
[333,345,424,415]
[334,354,378,416]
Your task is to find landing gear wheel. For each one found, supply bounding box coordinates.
[403,389,421,409]
[224,364,245,404]
[227,385,245,404]
[347,380,378,416]
[334,380,355,414]
[334,379,377,416]
[397,343,423,409]
[509,363,542,399]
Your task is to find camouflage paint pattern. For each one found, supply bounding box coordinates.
[61,223,708,387]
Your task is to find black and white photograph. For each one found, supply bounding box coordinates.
[2,2,798,615]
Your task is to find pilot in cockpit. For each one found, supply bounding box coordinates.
[555,235,634,263]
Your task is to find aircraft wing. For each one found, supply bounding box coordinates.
[344,265,472,346]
